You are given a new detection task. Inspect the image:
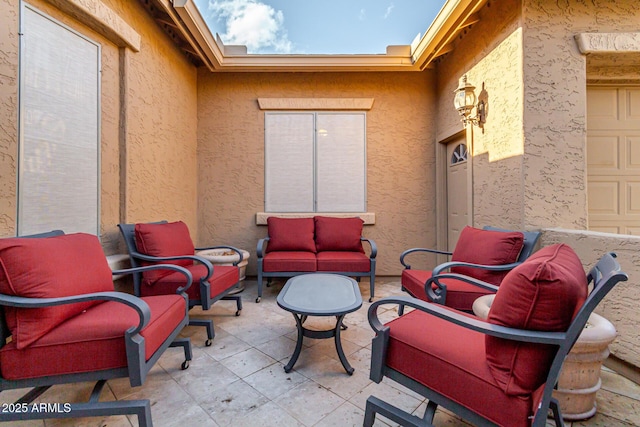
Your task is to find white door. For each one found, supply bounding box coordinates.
[446,137,469,250]
[587,86,640,235]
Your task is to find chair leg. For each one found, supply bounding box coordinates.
[169,337,192,369]
[364,395,431,427]
[189,318,214,346]
[222,294,242,316]
[423,400,438,424]
[256,269,263,303]
[549,398,565,427]
[398,304,405,316]
[0,381,153,427]
[369,275,375,302]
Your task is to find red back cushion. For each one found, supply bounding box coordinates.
[314,216,364,253]
[135,221,195,283]
[451,226,524,285]
[0,233,113,349]
[485,243,588,396]
[266,217,316,253]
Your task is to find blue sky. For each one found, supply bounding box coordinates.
[194,0,446,54]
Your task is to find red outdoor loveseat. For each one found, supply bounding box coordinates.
[256,216,377,303]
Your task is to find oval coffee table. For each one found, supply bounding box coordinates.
[277,274,363,375]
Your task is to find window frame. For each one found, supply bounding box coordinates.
[17,3,101,236]
[264,110,367,213]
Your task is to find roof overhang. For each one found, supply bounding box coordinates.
[143,0,487,72]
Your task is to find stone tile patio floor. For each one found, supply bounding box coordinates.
[3,278,640,426]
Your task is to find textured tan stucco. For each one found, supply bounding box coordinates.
[197,71,437,276]
[435,0,525,231]
[521,0,640,230]
[542,229,640,368]
[0,0,198,251]
[0,0,19,237]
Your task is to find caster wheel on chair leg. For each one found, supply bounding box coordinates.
[205,339,212,347]
[235,309,241,316]
[181,360,190,370]
[369,297,373,303]
[256,297,261,303]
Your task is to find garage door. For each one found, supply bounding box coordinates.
[587,86,640,235]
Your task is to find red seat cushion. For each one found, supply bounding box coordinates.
[401,269,431,301]
[451,226,524,285]
[134,221,195,283]
[314,216,364,253]
[266,217,316,253]
[0,233,113,349]
[263,251,316,272]
[316,251,370,272]
[401,269,494,311]
[486,243,588,396]
[0,294,186,380]
[384,309,534,427]
[141,264,239,302]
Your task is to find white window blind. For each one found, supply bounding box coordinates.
[316,113,366,212]
[265,113,315,212]
[264,112,366,213]
[18,5,100,236]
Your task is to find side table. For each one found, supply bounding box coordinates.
[196,248,250,294]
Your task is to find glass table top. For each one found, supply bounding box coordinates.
[277,274,363,316]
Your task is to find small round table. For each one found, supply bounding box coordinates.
[277,274,362,375]
[196,248,250,294]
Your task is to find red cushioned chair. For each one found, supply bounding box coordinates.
[366,245,627,427]
[0,231,192,427]
[399,225,541,312]
[119,221,242,346]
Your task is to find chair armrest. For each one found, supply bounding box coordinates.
[368,295,566,345]
[256,237,270,258]
[130,251,214,280]
[0,291,152,336]
[112,264,194,294]
[425,272,499,304]
[432,260,521,276]
[361,237,377,258]
[194,245,244,266]
[399,247,452,269]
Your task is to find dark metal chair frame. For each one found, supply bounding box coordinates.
[399,226,541,313]
[119,221,242,346]
[365,252,628,427]
[0,230,193,427]
[256,236,377,303]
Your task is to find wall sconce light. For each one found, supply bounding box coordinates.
[454,74,486,128]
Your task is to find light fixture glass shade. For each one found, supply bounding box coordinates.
[453,75,476,117]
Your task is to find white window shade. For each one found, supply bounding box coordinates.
[18,6,100,236]
[316,113,366,212]
[265,113,315,212]
[265,111,366,213]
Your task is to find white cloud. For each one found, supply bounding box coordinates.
[358,8,366,21]
[209,0,292,54]
[384,3,395,19]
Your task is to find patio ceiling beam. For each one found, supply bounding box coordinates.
[412,0,488,71]
[141,0,212,69]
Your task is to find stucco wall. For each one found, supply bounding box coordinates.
[108,2,199,243]
[197,71,437,276]
[0,0,19,237]
[522,0,640,230]
[0,0,198,252]
[541,229,640,368]
[435,0,525,230]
